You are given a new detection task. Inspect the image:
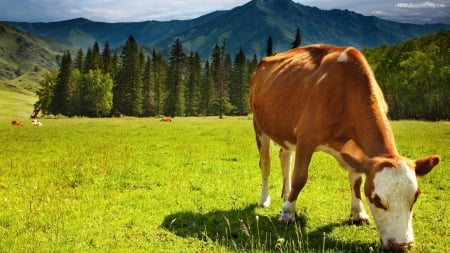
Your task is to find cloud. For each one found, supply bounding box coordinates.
[0,0,448,24]
[396,1,447,8]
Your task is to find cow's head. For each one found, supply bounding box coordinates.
[364,155,439,250]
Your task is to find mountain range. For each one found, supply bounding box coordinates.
[0,22,65,82]
[4,0,450,59]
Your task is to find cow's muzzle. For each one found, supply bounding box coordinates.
[386,239,413,250]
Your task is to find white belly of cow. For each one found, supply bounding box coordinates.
[278,142,356,172]
[315,145,355,172]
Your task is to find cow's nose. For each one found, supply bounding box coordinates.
[386,239,413,250]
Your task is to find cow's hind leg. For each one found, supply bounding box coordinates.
[257,134,271,207]
[280,144,314,224]
[279,148,292,200]
[348,171,370,225]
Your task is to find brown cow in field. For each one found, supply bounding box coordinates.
[249,44,440,250]
[11,120,23,127]
[161,116,173,122]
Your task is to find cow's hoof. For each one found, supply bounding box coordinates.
[348,211,370,226]
[259,196,271,208]
[279,213,296,224]
[348,217,370,226]
[279,201,296,224]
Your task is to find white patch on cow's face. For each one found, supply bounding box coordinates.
[337,48,349,63]
[368,160,418,249]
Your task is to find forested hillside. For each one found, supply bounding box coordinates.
[363,30,450,120]
[36,30,449,119]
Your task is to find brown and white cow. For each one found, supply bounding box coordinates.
[249,44,440,250]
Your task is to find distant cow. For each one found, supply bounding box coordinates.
[11,120,23,127]
[161,116,173,122]
[249,44,440,250]
[32,119,42,126]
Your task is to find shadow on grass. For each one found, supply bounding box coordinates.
[161,204,382,252]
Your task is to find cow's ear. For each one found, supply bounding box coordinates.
[340,140,369,173]
[415,155,440,176]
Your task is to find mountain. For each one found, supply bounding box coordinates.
[0,22,69,120]
[0,22,67,82]
[5,0,449,59]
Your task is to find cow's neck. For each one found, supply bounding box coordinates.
[350,97,399,160]
[352,72,398,159]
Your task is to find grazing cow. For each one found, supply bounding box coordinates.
[11,120,23,127]
[161,116,173,122]
[32,119,42,126]
[249,44,440,250]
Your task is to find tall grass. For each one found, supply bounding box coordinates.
[0,117,448,252]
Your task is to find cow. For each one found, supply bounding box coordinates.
[32,119,43,126]
[11,120,23,127]
[249,44,440,250]
[161,116,173,122]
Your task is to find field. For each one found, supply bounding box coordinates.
[0,117,449,252]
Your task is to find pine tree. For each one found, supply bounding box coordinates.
[142,55,154,116]
[113,36,143,116]
[211,42,232,118]
[231,48,249,115]
[101,41,114,75]
[83,41,102,73]
[291,27,302,48]
[74,48,84,71]
[185,52,201,116]
[151,49,167,116]
[165,38,186,117]
[266,36,273,56]
[72,49,84,115]
[70,69,83,116]
[51,50,73,115]
[200,60,216,116]
[249,54,259,75]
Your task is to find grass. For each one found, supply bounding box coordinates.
[0,80,38,120]
[0,116,448,252]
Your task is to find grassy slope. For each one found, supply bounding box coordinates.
[0,22,66,121]
[0,80,37,120]
[0,117,448,252]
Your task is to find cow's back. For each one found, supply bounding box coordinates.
[249,44,390,152]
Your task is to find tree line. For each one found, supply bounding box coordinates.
[36,28,303,118]
[37,28,448,120]
[37,36,259,117]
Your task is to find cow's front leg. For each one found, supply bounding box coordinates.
[279,146,313,224]
[348,171,370,225]
[258,134,271,207]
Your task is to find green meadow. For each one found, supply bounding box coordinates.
[0,117,448,252]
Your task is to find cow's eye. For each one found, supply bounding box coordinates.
[373,194,387,211]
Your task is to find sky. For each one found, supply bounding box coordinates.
[0,0,449,24]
